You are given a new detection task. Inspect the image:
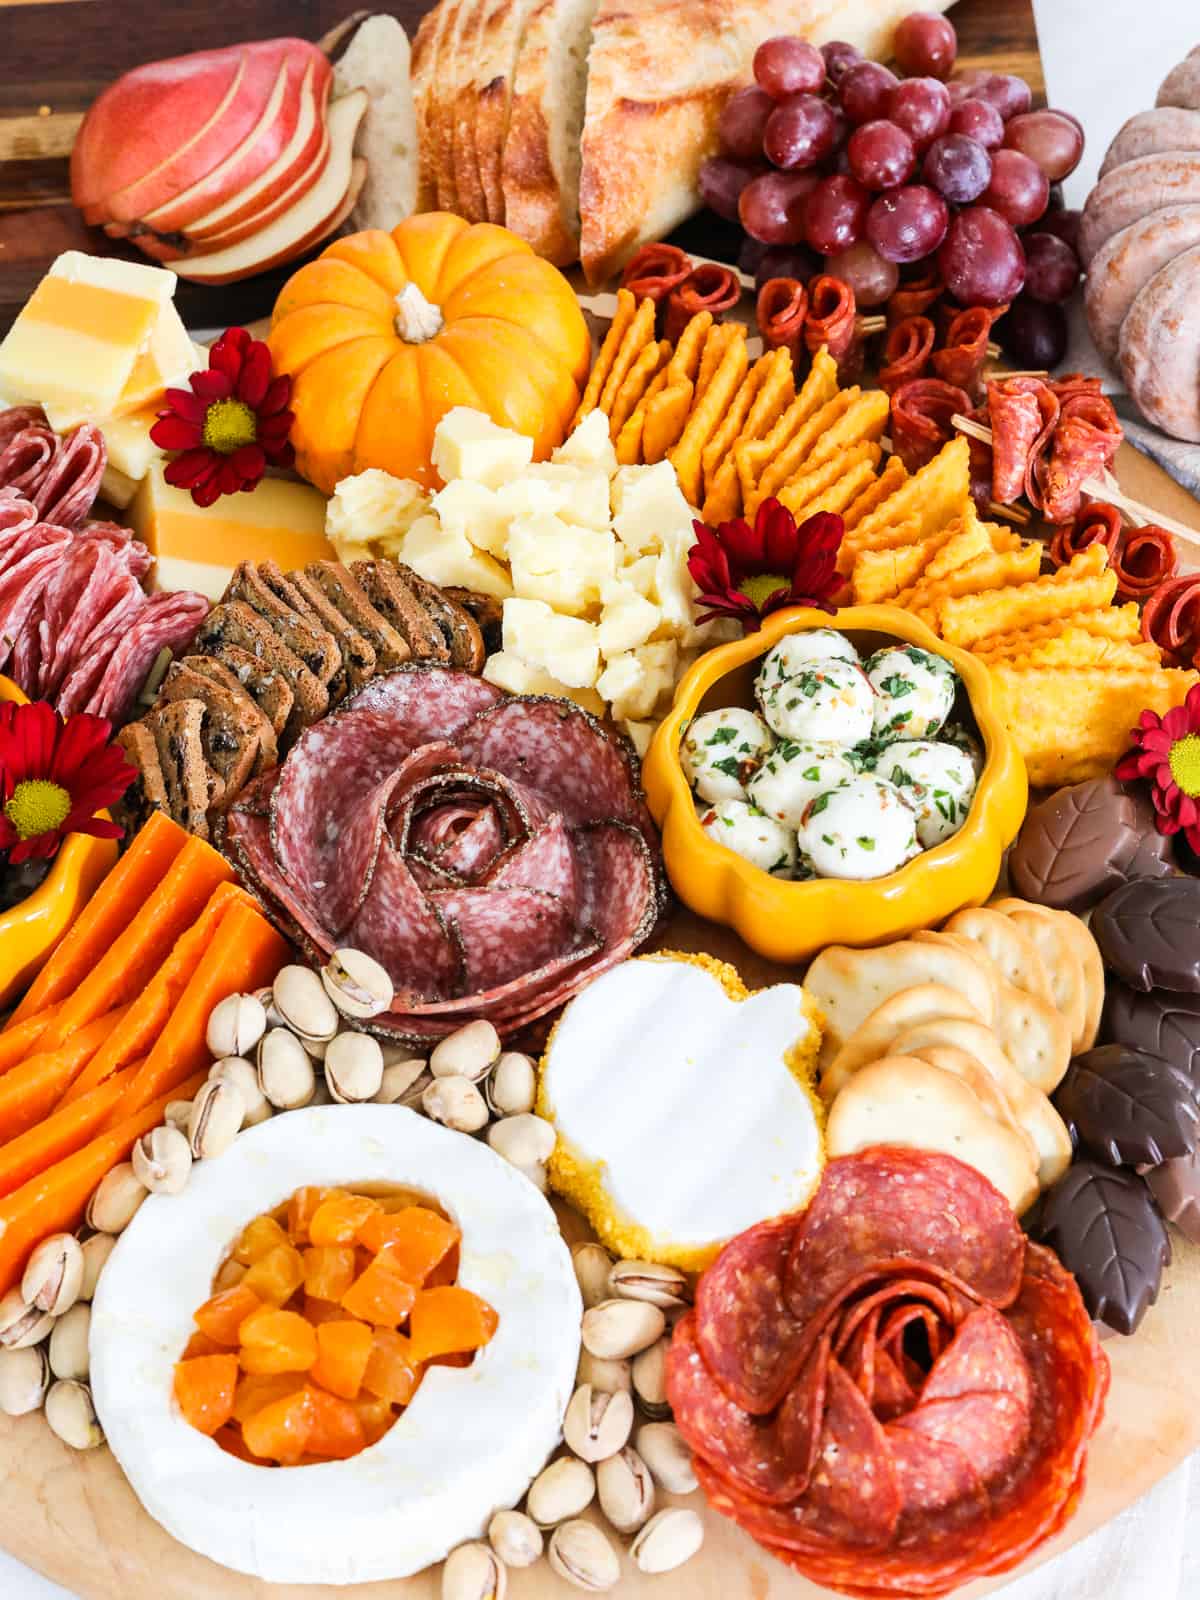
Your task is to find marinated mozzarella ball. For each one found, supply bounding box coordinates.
[866,645,958,743]
[749,741,858,829]
[755,629,860,700]
[874,740,978,848]
[681,707,775,803]
[940,720,985,776]
[699,800,798,878]
[758,661,875,745]
[799,775,920,880]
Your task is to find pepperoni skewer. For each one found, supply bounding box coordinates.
[890,378,971,474]
[620,243,693,304]
[878,315,936,394]
[665,263,742,343]
[756,278,809,367]
[805,275,860,379]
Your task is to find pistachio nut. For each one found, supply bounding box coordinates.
[486,1113,556,1168]
[189,1078,246,1159]
[430,1020,501,1082]
[252,985,283,1028]
[44,1379,104,1451]
[325,1030,385,1105]
[576,1349,632,1395]
[571,1243,615,1310]
[321,948,394,1021]
[0,1289,54,1351]
[48,1302,90,1382]
[78,1232,117,1301]
[487,1509,543,1569]
[525,1455,595,1528]
[422,1074,489,1133]
[205,992,267,1060]
[581,1298,665,1361]
[636,1421,698,1495]
[0,1346,49,1416]
[630,1507,704,1574]
[608,1259,690,1310]
[132,1124,193,1196]
[563,1382,634,1464]
[309,1076,334,1107]
[21,1233,83,1316]
[515,1160,548,1193]
[374,1057,428,1105]
[486,1052,537,1117]
[596,1445,656,1534]
[632,1336,669,1417]
[163,1099,194,1131]
[441,1541,507,1600]
[547,1520,620,1593]
[86,1162,147,1234]
[256,1027,316,1110]
[272,964,340,1044]
[209,1056,271,1125]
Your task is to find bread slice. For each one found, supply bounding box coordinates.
[401,565,486,671]
[449,0,490,220]
[472,0,540,223]
[143,699,213,842]
[266,562,379,695]
[159,659,266,808]
[333,13,419,229]
[432,0,468,211]
[202,641,294,744]
[116,721,169,833]
[445,587,503,656]
[410,3,449,212]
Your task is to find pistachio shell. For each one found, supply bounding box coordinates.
[272,965,339,1043]
[636,1422,699,1495]
[188,1078,245,1159]
[563,1383,634,1463]
[525,1456,595,1528]
[608,1259,690,1310]
[571,1243,614,1310]
[132,1124,193,1196]
[48,1303,90,1382]
[86,1162,147,1234]
[575,1350,632,1394]
[596,1445,656,1534]
[163,1099,194,1131]
[487,1509,543,1569]
[78,1233,116,1302]
[256,1028,316,1110]
[208,1057,270,1123]
[0,1346,49,1416]
[632,1337,669,1416]
[44,1379,103,1450]
[441,1540,507,1600]
[486,1053,537,1116]
[430,1020,501,1082]
[325,1031,385,1104]
[547,1520,620,1592]
[374,1058,428,1105]
[630,1507,704,1574]
[422,1074,489,1133]
[321,948,393,1020]
[486,1114,556,1168]
[581,1298,665,1360]
[21,1233,83,1316]
[205,993,267,1060]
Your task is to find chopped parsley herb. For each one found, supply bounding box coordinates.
[880,674,915,698]
[802,765,822,781]
[707,725,739,746]
[809,792,831,816]
[856,836,876,851]
[712,756,742,779]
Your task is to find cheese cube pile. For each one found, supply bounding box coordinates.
[326,408,735,751]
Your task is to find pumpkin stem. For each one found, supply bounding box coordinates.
[394,282,445,343]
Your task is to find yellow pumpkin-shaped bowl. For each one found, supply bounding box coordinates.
[0,677,118,1007]
[643,606,1028,965]
[267,212,592,493]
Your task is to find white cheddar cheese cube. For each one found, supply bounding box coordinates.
[99,462,138,510]
[431,478,510,559]
[524,463,611,531]
[327,469,430,556]
[507,515,616,616]
[502,598,600,689]
[652,548,698,638]
[612,554,658,600]
[496,475,572,521]
[597,585,660,657]
[597,652,648,722]
[637,639,680,714]
[432,406,533,487]
[399,515,513,599]
[611,461,693,554]
[553,410,618,478]
[484,651,606,717]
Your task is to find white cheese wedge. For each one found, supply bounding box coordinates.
[502,597,600,689]
[541,955,824,1270]
[432,406,534,488]
[91,1106,580,1585]
[399,514,513,599]
[326,468,430,558]
[483,650,606,717]
[552,409,618,477]
[506,516,615,616]
[432,478,510,558]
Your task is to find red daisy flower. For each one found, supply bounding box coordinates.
[1115,681,1200,851]
[0,702,134,865]
[687,498,845,630]
[150,327,294,508]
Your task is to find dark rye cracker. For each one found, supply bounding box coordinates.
[303,559,412,670]
[401,563,486,671]
[224,561,340,688]
[203,641,294,743]
[195,601,328,738]
[115,721,169,832]
[259,560,378,697]
[142,698,214,841]
[350,559,449,663]
[160,658,269,805]
[172,654,279,773]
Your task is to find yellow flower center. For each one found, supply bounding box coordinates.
[1169,732,1200,797]
[202,397,257,455]
[5,779,71,840]
[741,572,789,607]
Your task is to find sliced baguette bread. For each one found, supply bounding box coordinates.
[333,13,419,229]
[449,0,490,220]
[472,0,541,224]
[433,0,469,210]
[410,2,450,211]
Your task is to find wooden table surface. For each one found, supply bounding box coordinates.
[0,0,1043,331]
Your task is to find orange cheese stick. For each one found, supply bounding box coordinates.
[8,810,187,1027]
[60,882,251,1109]
[0,1006,59,1080]
[107,901,290,1125]
[0,1067,208,1297]
[0,1007,129,1146]
[0,1061,143,1198]
[33,834,234,1054]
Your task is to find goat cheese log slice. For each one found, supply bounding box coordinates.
[1118,242,1200,442]
[1078,152,1200,267]
[1158,54,1200,111]
[1083,203,1200,364]
[1098,107,1200,179]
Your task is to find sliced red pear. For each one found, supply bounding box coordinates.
[173,91,367,284]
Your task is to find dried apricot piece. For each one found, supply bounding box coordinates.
[232,1371,305,1425]
[408,1287,499,1363]
[423,1243,461,1289]
[311,1319,374,1401]
[341,1254,418,1327]
[309,1192,380,1247]
[353,1392,396,1447]
[213,1257,247,1292]
[213,1424,259,1463]
[305,1386,366,1460]
[194,1284,263,1347]
[287,1186,329,1245]
[174,1354,238,1436]
[242,1387,316,1464]
[241,1242,306,1307]
[182,1330,225,1360]
[358,1206,459,1282]
[239,1307,318,1375]
[362,1328,420,1406]
[303,1245,357,1303]
[305,1296,349,1326]
[233,1214,291,1266]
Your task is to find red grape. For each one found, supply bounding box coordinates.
[1037,205,1083,256]
[840,61,899,125]
[719,86,775,161]
[1022,230,1080,304]
[923,133,992,203]
[821,40,862,86]
[1000,293,1067,367]
[764,93,840,169]
[804,174,871,254]
[700,157,767,222]
[754,36,826,99]
[825,241,900,306]
[947,97,1005,149]
[888,77,952,149]
[937,206,1027,305]
[983,147,1050,227]
[975,73,1033,121]
[739,170,818,244]
[753,243,822,292]
[847,119,917,189]
[893,12,958,79]
[866,184,950,263]
[1003,110,1085,181]
[947,69,992,107]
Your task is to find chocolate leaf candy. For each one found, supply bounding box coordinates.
[1038,1160,1171,1335]
[1101,983,1200,1084]
[1092,877,1200,993]
[1009,778,1142,912]
[1053,1045,1200,1168]
[1146,1148,1200,1246]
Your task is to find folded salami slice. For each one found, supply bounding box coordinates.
[890,379,970,474]
[84,589,209,722]
[665,263,742,344]
[1034,392,1123,523]
[0,406,47,452]
[805,275,860,377]
[30,423,106,528]
[620,243,693,305]
[932,306,1006,395]
[757,278,809,366]
[987,376,1058,507]
[0,489,37,542]
[888,267,943,326]
[879,317,936,395]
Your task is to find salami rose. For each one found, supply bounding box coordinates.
[1142,572,1200,664]
[1113,523,1177,600]
[890,378,971,473]
[621,243,693,304]
[757,277,808,366]
[665,262,742,343]
[805,275,861,379]
[879,315,936,394]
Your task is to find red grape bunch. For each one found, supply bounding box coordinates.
[699,11,1085,365]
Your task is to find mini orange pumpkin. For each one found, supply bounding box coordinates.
[267,212,591,493]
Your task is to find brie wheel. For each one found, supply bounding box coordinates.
[541,954,824,1270]
[90,1106,581,1585]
